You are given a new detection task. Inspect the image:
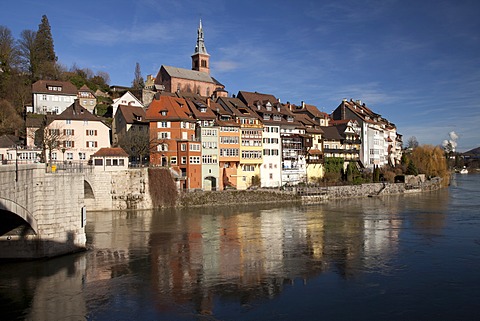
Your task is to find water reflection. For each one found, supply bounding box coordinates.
[2,179,476,320]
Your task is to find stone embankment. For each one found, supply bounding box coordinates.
[177,175,443,208]
[86,168,442,210]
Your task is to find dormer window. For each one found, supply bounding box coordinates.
[161,110,167,116]
[200,107,206,113]
[266,102,272,111]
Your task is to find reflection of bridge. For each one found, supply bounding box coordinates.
[0,164,86,259]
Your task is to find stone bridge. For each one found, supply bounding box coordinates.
[0,164,86,260]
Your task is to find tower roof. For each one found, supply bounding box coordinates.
[193,19,209,56]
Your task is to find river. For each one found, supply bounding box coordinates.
[1,174,479,320]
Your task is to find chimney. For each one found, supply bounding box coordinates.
[301,101,305,109]
[206,97,211,107]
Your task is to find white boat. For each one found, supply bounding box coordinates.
[460,167,468,174]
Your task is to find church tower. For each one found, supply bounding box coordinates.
[191,20,210,74]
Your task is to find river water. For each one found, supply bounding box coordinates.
[1,174,479,320]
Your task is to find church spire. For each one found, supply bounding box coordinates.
[192,20,210,74]
[194,19,208,55]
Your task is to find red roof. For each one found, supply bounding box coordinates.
[92,147,129,157]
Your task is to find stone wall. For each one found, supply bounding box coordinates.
[85,168,152,211]
[177,189,301,207]
[0,164,86,259]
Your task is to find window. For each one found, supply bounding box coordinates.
[243,165,255,171]
[170,156,177,165]
[158,132,170,139]
[42,94,47,100]
[202,155,217,164]
[189,156,200,164]
[190,143,200,151]
[51,152,57,160]
[86,141,97,148]
[157,121,170,128]
[66,153,73,160]
[94,159,103,166]
[86,130,97,136]
[181,143,187,151]
[54,106,59,114]
[66,120,71,124]
[64,129,74,136]
[79,153,86,160]
[220,148,239,157]
[181,156,187,164]
[49,129,60,136]
[64,140,74,148]
[157,144,168,152]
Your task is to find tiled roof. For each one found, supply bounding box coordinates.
[79,84,93,93]
[146,95,194,121]
[237,91,278,106]
[117,105,147,124]
[32,80,77,95]
[0,135,22,148]
[92,147,128,158]
[162,65,215,83]
[320,126,343,140]
[53,101,101,122]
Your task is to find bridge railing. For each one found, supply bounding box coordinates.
[46,161,94,174]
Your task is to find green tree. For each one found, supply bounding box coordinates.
[32,15,57,80]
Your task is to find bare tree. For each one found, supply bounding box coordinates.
[0,26,20,74]
[31,117,71,166]
[118,128,156,165]
[406,136,419,149]
[18,29,36,77]
[0,99,23,136]
[132,62,144,89]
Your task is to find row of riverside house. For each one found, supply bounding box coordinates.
[2,20,402,189]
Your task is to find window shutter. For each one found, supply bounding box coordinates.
[63,141,66,147]
[86,142,88,148]
[72,129,74,135]
[86,130,88,135]
[95,130,97,136]
[72,141,75,148]
[63,129,66,135]
[95,141,98,147]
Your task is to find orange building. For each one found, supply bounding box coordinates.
[211,99,241,189]
[146,95,202,190]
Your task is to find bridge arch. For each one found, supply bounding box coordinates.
[0,198,38,235]
[84,179,95,199]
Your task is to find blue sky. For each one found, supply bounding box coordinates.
[2,0,479,151]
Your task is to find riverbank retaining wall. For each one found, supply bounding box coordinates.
[85,168,153,211]
[85,170,441,210]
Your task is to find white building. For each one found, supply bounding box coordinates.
[32,80,78,115]
[111,91,144,118]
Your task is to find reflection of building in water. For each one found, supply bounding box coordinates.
[305,210,326,261]
[363,204,401,269]
[85,211,151,282]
